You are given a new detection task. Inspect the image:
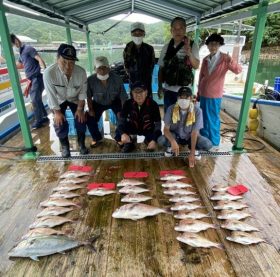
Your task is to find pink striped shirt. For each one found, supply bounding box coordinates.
[198,53,242,98]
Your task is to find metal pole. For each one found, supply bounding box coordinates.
[65,17,72,45]
[0,0,36,158]
[233,0,269,151]
[86,26,93,74]
[193,16,200,93]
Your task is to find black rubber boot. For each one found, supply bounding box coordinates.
[77,132,89,155]
[59,137,71,158]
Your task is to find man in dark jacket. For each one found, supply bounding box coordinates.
[116,81,162,153]
[123,22,155,97]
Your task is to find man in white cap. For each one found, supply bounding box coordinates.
[123,22,155,97]
[86,56,128,147]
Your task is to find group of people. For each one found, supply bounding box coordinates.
[9,16,242,167]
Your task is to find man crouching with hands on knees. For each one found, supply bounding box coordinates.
[158,86,212,167]
[43,44,89,158]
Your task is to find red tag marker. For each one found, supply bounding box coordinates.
[68,165,93,172]
[160,170,186,177]
[87,183,115,190]
[227,184,249,195]
[124,172,149,178]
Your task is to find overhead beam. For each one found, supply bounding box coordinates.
[65,0,124,16]
[187,2,280,29]
[86,9,131,25]
[18,0,86,26]
[143,0,201,17]
[4,5,86,32]
[134,8,172,22]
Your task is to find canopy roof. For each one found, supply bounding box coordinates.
[4,0,260,29]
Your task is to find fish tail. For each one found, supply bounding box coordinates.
[216,243,225,250]
[83,232,100,252]
[162,207,173,215]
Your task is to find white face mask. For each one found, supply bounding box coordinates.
[178,99,190,110]
[97,73,109,81]
[132,36,144,45]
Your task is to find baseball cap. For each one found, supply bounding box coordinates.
[177,86,193,97]
[131,22,145,32]
[95,56,109,68]
[131,81,147,92]
[57,44,78,61]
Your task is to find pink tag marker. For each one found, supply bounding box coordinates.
[87,183,115,190]
[227,184,249,195]
[160,170,186,177]
[124,172,149,178]
[68,165,93,172]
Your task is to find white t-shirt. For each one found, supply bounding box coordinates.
[158,41,200,92]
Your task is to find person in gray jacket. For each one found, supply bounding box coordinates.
[86,56,128,147]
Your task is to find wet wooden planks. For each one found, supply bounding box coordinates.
[0,121,280,276]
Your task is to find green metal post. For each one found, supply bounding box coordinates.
[65,17,72,45]
[86,26,93,74]
[233,0,269,152]
[0,1,37,159]
[193,17,200,93]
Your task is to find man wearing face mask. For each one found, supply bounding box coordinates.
[43,44,89,158]
[123,22,155,98]
[86,56,128,147]
[116,81,162,153]
[158,87,212,168]
[158,17,200,112]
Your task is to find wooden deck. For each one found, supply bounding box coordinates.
[0,112,280,277]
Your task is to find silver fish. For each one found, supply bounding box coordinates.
[221,220,259,232]
[169,195,199,203]
[177,233,223,249]
[22,228,66,239]
[171,202,204,211]
[160,175,186,181]
[119,186,149,194]
[161,181,192,188]
[53,183,85,192]
[175,219,218,232]
[40,199,80,208]
[217,210,252,220]
[214,200,248,210]
[117,179,145,187]
[60,171,90,179]
[226,231,265,245]
[50,191,80,199]
[164,188,194,196]
[174,211,211,220]
[37,206,74,217]
[8,234,98,261]
[211,185,229,192]
[59,177,89,184]
[29,216,73,229]
[210,192,243,201]
[112,203,169,220]
[121,193,152,203]
[87,189,116,196]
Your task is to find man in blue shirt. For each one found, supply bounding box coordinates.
[10,34,48,129]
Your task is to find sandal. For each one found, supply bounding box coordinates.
[90,140,102,148]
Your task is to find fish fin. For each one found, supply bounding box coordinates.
[214,224,220,229]
[30,256,39,261]
[84,231,100,252]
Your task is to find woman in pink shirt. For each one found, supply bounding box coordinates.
[197,33,242,146]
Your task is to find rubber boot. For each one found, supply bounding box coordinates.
[77,132,89,155]
[59,137,70,158]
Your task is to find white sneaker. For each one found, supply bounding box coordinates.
[194,150,201,160]
[164,147,173,157]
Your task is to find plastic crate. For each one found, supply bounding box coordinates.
[65,109,103,136]
[274,77,280,92]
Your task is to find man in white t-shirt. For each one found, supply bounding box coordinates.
[158,17,200,112]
